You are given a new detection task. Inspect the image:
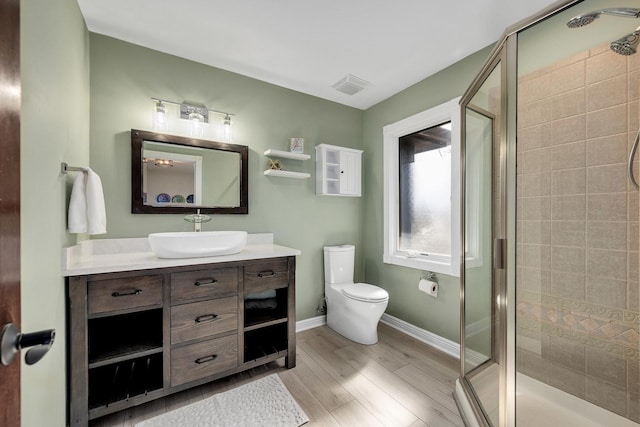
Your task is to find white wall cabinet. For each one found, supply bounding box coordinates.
[315,144,362,196]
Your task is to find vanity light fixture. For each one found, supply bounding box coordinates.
[180,103,209,123]
[150,98,234,141]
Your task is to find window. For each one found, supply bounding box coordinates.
[383,97,460,276]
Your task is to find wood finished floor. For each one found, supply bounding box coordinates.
[90,323,464,427]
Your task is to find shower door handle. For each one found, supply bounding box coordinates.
[628,129,639,190]
[493,238,506,270]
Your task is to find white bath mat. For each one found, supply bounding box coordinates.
[135,374,308,427]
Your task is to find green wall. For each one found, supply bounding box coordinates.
[20,0,90,425]
[89,34,364,322]
[361,46,493,342]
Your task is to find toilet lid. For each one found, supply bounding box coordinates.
[342,283,389,302]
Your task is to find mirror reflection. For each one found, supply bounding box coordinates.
[143,141,241,207]
[131,129,248,214]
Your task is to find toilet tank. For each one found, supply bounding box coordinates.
[323,245,355,284]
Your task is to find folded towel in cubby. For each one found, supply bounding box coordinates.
[245,289,276,300]
[245,298,278,310]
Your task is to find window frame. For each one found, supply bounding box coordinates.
[382,97,461,276]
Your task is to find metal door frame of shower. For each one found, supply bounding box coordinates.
[457,42,510,427]
[455,0,585,426]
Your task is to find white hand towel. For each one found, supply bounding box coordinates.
[67,168,107,235]
[86,169,107,234]
[68,171,87,233]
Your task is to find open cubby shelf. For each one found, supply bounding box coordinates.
[243,287,288,328]
[244,307,288,328]
[88,353,163,410]
[244,323,288,362]
[88,309,163,364]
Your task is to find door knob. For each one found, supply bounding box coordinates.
[0,323,55,366]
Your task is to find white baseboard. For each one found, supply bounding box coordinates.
[380,313,460,359]
[296,315,326,332]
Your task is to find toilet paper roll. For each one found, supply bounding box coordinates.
[419,279,438,297]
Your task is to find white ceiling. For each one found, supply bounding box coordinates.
[77,0,559,110]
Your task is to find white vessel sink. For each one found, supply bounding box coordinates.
[148,231,247,259]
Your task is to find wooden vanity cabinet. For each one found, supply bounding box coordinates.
[67,256,296,426]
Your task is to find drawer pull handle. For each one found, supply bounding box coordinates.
[194,278,218,287]
[257,270,275,278]
[111,289,142,297]
[195,314,218,323]
[195,354,218,364]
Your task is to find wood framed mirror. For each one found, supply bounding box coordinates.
[131,129,248,214]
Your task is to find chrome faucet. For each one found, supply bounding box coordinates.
[184,209,211,232]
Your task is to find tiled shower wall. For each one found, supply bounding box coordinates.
[516,43,639,421]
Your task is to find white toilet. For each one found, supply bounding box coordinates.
[323,245,389,345]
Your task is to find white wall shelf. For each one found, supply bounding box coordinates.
[263,149,310,161]
[263,169,310,179]
[264,148,311,179]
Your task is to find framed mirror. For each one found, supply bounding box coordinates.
[131,129,248,214]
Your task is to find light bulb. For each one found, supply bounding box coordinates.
[189,111,205,137]
[153,101,168,131]
[223,115,232,141]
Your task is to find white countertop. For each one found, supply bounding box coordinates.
[63,233,301,276]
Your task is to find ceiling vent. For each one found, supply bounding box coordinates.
[332,74,370,95]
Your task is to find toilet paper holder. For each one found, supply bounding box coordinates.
[421,272,437,282]
[418,272,438,297]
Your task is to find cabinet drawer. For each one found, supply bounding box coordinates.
[170,334,237,386]
[88,275,162,315]
[171,296,238,345]
[244,259,289,293]
[171,267,238,304]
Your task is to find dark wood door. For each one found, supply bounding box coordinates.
[0,0,21,425]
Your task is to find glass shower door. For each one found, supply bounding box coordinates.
[461,50,506,426]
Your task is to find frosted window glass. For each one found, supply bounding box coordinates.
[398,123,452,257]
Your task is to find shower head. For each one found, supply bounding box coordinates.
[567,7,640,28]
[611,26,640,55]
[567,12,599,28]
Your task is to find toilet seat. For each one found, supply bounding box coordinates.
[342,283,389,302]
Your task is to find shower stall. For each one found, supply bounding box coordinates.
[456,0,640,425]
